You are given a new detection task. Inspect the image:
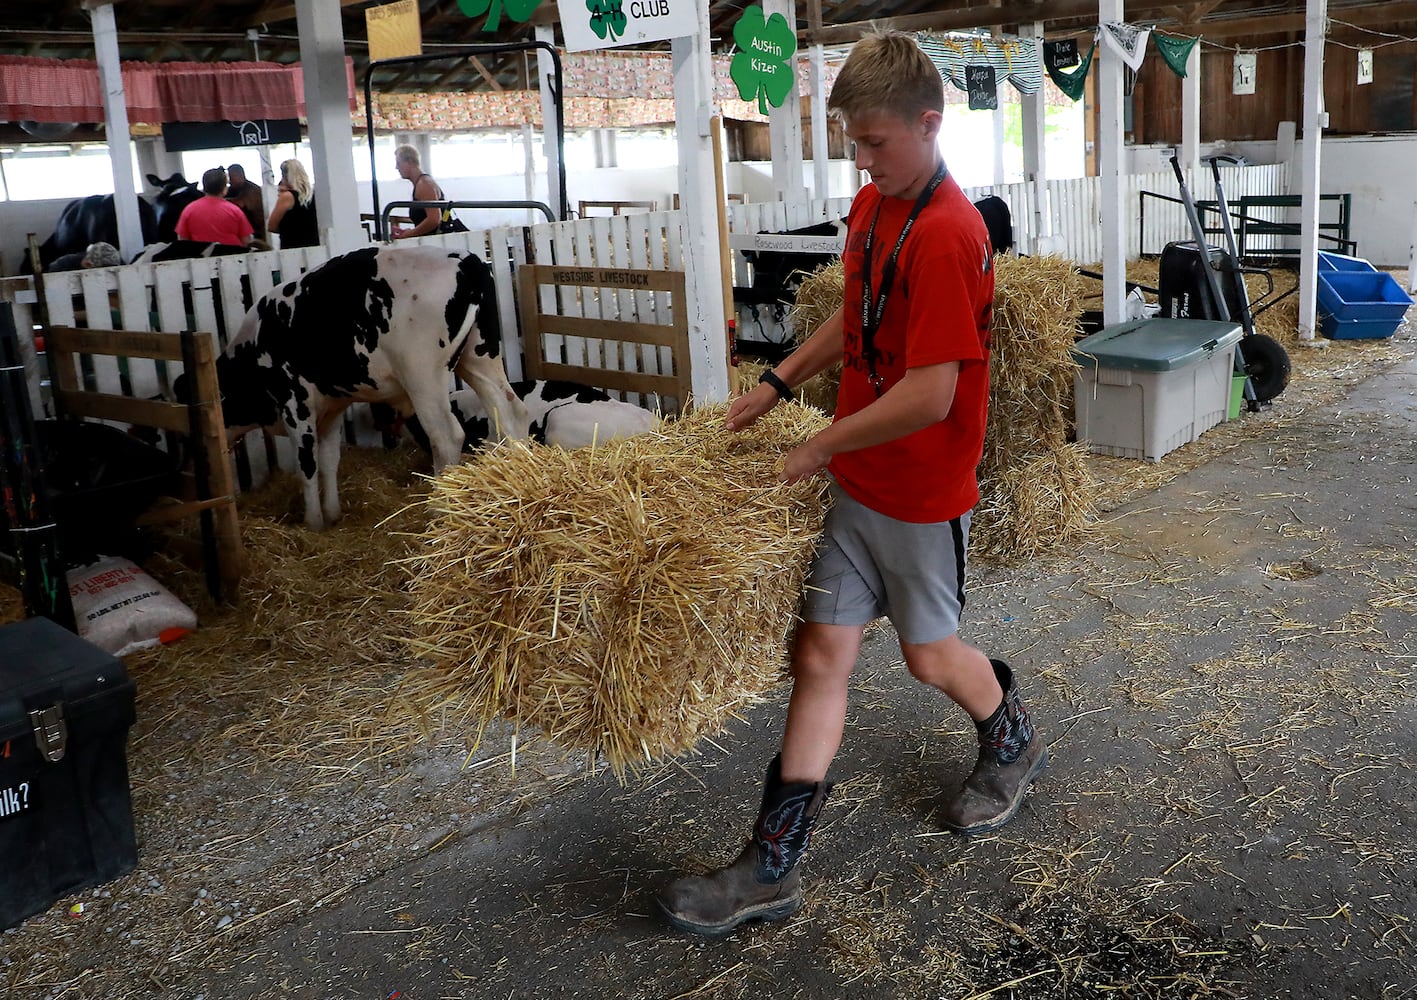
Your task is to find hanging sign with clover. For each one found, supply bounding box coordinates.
[557,0,698,52]
[730,6,797,114]
[456,0,542,33]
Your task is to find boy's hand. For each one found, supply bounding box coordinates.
[781,439,830,483]
[725,383,778,432]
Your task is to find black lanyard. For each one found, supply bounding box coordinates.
[860,161,948,397]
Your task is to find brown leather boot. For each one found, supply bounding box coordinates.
[656,756,830,936]
[942,659,1049,835]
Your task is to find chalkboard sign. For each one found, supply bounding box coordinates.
[1045,38,1079,70]
[966,65,998,111]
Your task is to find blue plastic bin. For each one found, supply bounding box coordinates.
[1319,314,1405,340]
[1317,251,1377,273]
[1316,271,1413,324]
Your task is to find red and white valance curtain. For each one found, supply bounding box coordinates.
[0,56,356,124]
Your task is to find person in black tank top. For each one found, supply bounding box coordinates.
[393,144,445,239]
[267,159,320,249]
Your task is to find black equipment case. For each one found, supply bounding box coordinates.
[0,616,138,929]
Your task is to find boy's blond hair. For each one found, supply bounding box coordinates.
[827,31,944,123]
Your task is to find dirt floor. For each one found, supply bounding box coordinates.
[2,275,1415,1000]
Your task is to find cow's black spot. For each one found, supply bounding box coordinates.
[526,379,611,405]
[463,415,491,447]
[297,431,317,480]
[449,253,500,359]
[255,248,392,400]
[214,346,282,428]
[528,417,549,444]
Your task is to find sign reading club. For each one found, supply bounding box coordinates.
[557,0,697,51]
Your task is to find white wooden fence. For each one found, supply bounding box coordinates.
[7,162,1290,485]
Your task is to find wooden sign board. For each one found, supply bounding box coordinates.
[367,0,423,61]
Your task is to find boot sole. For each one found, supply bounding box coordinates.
[655,894,802,937]
[945,743,1051,836]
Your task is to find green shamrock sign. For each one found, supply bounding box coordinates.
[731,5,797,114]
[456,0,541,32]
[587,0,627,41]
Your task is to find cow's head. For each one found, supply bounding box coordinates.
[174,345,281,437]
[146,172,201,242]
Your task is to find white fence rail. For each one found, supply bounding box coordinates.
[9,163,1291,486]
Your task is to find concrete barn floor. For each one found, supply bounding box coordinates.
[3,335,1415,1000]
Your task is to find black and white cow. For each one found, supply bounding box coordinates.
[21,173,206,273]
[215,245,529,530]
[29,193,158,271]
[404,379,656,454]
[132,240,254,263]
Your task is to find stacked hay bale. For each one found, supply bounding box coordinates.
[401,405,831,777]
[973,254,1096,561]
[782,254,1095,562]
[788,259,845,413]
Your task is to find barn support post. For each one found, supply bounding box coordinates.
[84,1,144,262]
[1097,0,1128,325]
[807,44,831,199]
[672,17,731,405]
[991,13,1007,187]
[522,122,541,227]
[535,25,565,220]
[1408,200,1417,294]
[1179,38,1201,173]
[135,138,181,205]
[765,0,806,200]
[1296,0,1328,341]
[1020,22,1051,251]
[295,0,364,253]
[805,0,831,200]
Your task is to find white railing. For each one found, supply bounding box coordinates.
[12,163,1292,483]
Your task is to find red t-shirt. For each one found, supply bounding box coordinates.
[827,170,995,523]
[175,195,253,246]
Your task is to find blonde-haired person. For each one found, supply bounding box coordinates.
[267,159,319,249]
[391,143,446,239]
[656,30,1048,936]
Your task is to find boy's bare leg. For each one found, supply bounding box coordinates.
[898,633,1002,716]
[902,634,1048,834]
[779,622,867,784]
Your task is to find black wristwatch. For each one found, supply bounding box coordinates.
[758,368,793,401]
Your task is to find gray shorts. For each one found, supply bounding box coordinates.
[801,483,970,645]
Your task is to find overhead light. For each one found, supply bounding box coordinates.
[19,121,80,139]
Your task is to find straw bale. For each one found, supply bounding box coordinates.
[788,259,845,413]
[978,254,1097,561]
[399,403,832,777]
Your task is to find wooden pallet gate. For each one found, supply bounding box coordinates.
[516,263,692,414]
[45,325,243,600]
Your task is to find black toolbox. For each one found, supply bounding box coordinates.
[0,616,138,929]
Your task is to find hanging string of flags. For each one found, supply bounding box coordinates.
[918,25,1202,108]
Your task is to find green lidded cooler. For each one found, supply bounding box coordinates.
[1071,318,1243,462]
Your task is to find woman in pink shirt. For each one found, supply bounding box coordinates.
[175,167,254,247]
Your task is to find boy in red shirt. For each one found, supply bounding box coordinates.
[657,30,1048,936]
[175,167,254,247]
